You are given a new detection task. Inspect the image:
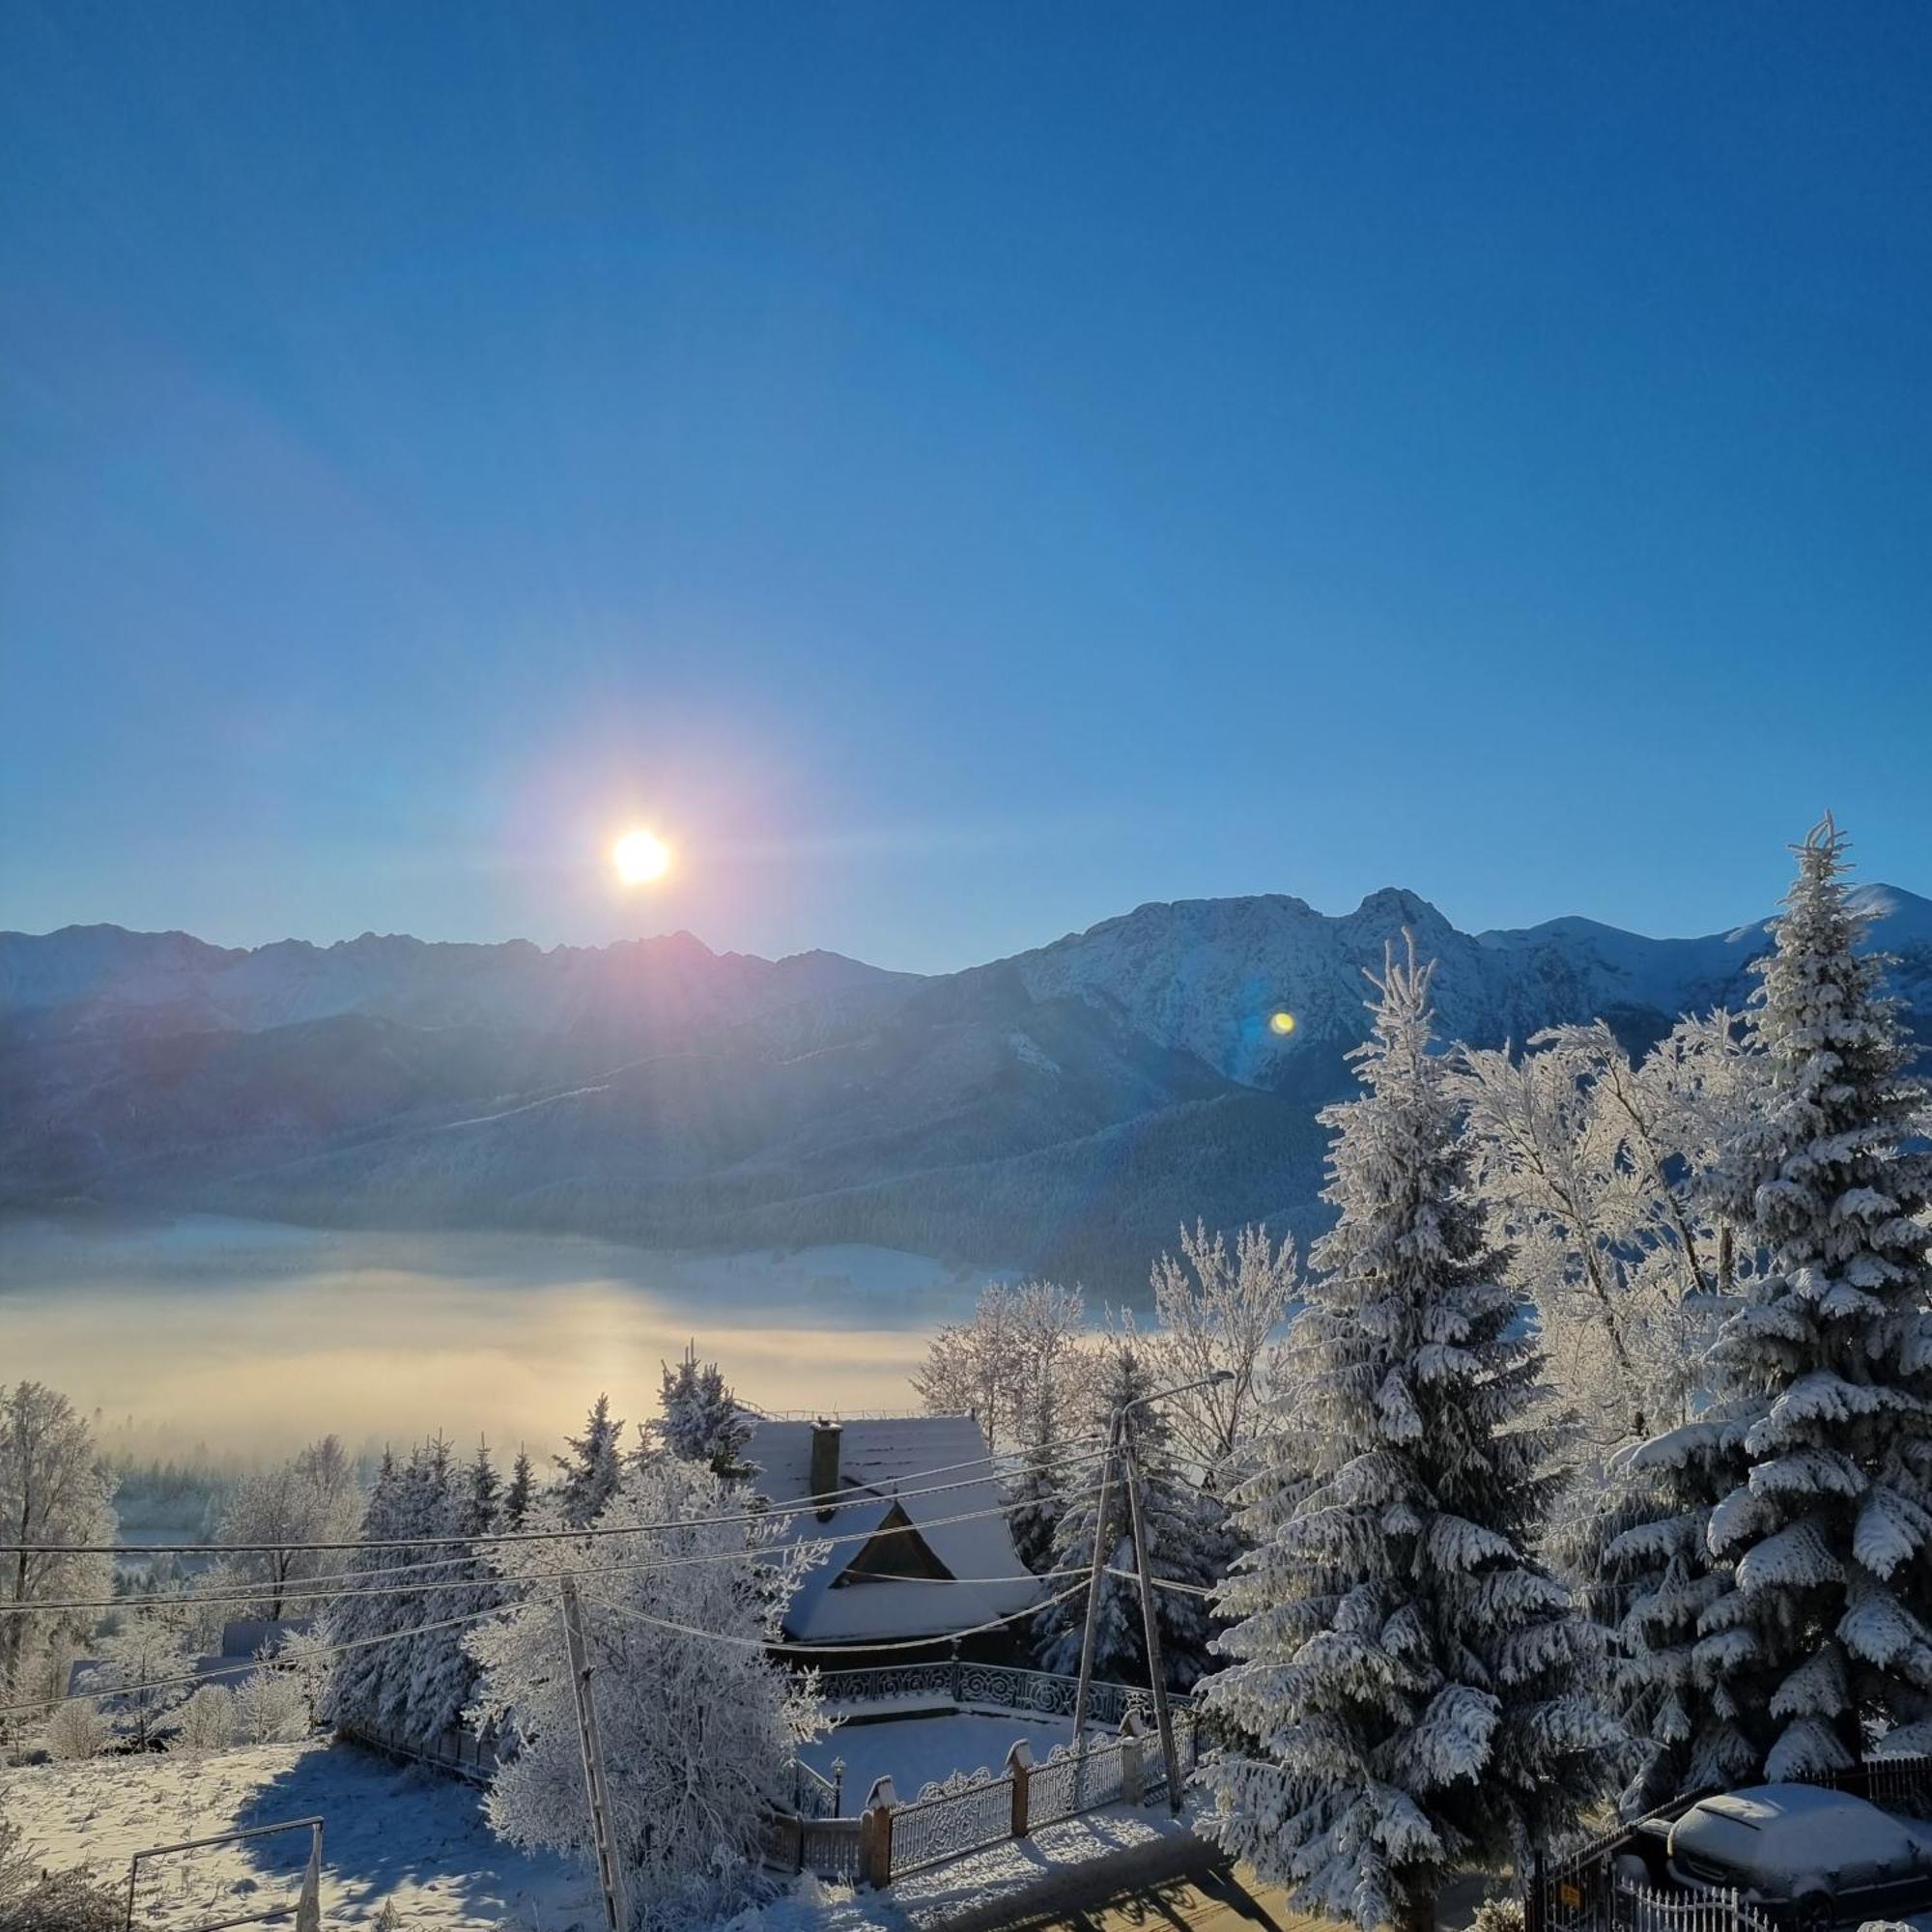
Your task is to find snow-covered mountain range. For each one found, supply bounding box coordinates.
[4,882,1927,1289]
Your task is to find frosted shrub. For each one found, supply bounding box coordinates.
[232,1664,306,1745]
[172,1684,235,1752]
[1470,1899,1527,1932]
[41,1696,110,1761]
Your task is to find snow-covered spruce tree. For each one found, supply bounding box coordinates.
[1009,1380,1063,1576]
[554,1395,624,1527]
[503,1447,534,1529]
[467,1455,826,1932]
[1199,940,1620,1932]
[1035,1339,1224,1690]
[1684,817,1932,1777]
[324,1438,468,1749]
[651,1344,755,1480]
[409,1439,505,1747]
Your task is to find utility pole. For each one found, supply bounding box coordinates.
[559,1577,629,1932]
[1122,1435,1184,1815]
[1069,1409,1121,1760]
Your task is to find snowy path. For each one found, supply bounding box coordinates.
[0,1740,599,1931]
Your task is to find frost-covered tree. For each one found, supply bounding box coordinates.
[916,1280,1094,1456]
[1009,1380,1064,1576]
[651,1345,755,1479]
[1035,1339,1224,1690]
[1455,1012,1762,1807]
[172,1683,236,1753]
[217,1435,362,1619]
[1455,1018,1748,1456]
[554,1395,624,1527]
[276,1625,334,1730]
[1648,818,1932,1781]
[1002,1283,1097,1575]
[1150,1222,1301,1492]
[462,1439,499,1534]
[325,1437,467,1748]
[40,1693,111,1762]
[503,1447,534,1529]
[1199,941,1620,1932]
[467,1455,826,1931]
[88,1616,197,1748]
[0,1382,117,1723]
[233,1650,308,1744]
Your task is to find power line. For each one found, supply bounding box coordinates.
[583,1577,1090,1658]
[0,1485,1106,1620]
[0,1435,1111,1561]
[0,1543,1097,1719]
[0,1598,522,1719]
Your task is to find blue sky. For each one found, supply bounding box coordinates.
[3,2,1927,972]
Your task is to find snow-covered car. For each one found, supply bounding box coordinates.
[1666,1783,1932,1922]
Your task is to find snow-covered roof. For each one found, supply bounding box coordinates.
[745,1413,1041,1645]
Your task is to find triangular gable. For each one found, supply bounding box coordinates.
[831,1499,955,1586]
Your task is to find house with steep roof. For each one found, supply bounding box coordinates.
[743,1413,1041,1654]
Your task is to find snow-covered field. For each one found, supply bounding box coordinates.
[0,1740,598,1930]
[0,1731,1181,1932]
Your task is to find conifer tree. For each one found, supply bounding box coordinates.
[1035,1339,1222,1690]
[503,1447,534,1529]
[1199,941,1619,1932]
[461,1440,499,1536]
[1009,1382,1062,1576]
[651,1346,754,1480]
[1680,818,1932,1776]
[554,1395,624,1527]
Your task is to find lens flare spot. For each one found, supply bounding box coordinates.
[612,829,671,885]
[1268,1010,1297,1037]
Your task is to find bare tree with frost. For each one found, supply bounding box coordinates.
[0,1382,117,1728]
[1150,1221,1301,1491]
[467,1455,826,1931]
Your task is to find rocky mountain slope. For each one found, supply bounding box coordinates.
[4,883,1926,1289]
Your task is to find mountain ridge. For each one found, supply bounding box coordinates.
[5,882,1926,1289]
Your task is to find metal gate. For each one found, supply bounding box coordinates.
[126,1816,324,1932]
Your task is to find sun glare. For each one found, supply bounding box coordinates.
[612,829,671,885]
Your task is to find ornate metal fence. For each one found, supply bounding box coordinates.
[888,1767,1018,1876]
[1027,1736,1126,1828]
[1613,1884,1779,1932]
[815,1658,1154,1728]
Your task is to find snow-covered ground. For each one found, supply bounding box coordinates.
[2,1723,1197,1931]
[0,1740,598,1930]
[802,1713,1079,1806]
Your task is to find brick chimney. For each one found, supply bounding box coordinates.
[810,1419,843,1520]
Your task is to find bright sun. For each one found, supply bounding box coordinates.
[612,829,671,885]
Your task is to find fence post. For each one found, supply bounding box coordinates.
[1119,1710,1146,1806]
[832,1754,845,1818]
[1006,1740,1034,1839]
[862,1776,896,1889]
[951,1636,961,1706]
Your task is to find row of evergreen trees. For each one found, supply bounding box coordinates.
[1192,818,1932,1931]
[324,1346,751,1752]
